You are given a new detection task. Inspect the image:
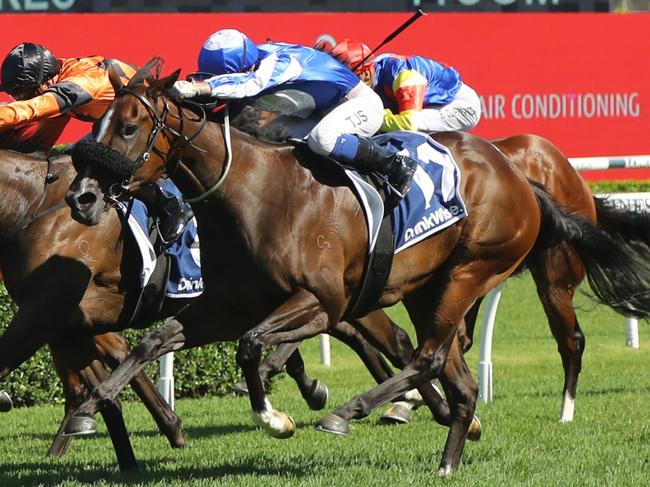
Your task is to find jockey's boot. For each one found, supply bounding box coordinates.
[152,183,194,245]
[352,136,418,198]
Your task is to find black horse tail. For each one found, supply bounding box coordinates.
[529,180,650,319]
[594,196,650,255]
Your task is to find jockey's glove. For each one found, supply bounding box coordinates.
[171,80,197,99]
[171,80,211,100]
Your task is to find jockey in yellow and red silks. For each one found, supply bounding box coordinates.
[328,39,481,134]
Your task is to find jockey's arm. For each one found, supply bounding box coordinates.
[381,69,427,132]
[201,52,299,100]
[0,76,98,130]
[0,93,63,130]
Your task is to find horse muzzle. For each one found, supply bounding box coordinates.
[65,183,104,226]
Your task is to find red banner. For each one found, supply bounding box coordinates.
[1,13,648,171]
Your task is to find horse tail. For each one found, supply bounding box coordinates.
[529,180,650,318]
[594,196,650,255]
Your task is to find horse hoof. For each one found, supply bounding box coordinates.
[63,415,97,437]
[438,465,455,476]
[252,409,296,439]
[380,402,412,425]
[0,391,13,412]
[315,412,349,436]
[305,380,329,411]
[269,413,296,439]
[231,380,249,395]
[467,415,482,442]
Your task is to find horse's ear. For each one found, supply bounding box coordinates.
[147,69,181,97]
[107,63,124,95]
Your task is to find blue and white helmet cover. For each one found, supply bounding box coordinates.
[198,29,260,75]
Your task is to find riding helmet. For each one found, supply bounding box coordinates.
[0,43,61,94]
[198,29,259,75]
[330,39,374,76]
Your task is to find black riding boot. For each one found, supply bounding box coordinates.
[351,136,419,198]
[140,183,194,245]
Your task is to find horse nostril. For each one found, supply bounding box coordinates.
[77,192,98,206]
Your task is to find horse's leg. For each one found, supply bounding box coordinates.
[64,318,187,437]
[320,250,527,474]
[283,348,329,411]
[528,246,586,423]
[237,288,332,439]
[231,342,301,394]
[80,361,138,472]
[48,364,87,457]
[236,341,330,411]
[344,311,483,439]
[459,297,484,353]
[96,333,186,448]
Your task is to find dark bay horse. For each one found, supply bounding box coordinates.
[0,151,187,468]
[65,61,650,474]
[0,150,463,468]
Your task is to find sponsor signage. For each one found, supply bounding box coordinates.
[0,0,76,11]
[414,0,608,9]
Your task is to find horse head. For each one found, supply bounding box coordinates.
[66,57,183,225]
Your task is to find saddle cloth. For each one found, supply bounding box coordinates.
[346,131,468,255]
[117,180,204,298]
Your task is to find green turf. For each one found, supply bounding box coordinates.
[0,275,648,486]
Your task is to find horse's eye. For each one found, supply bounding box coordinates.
[122,123,138,138]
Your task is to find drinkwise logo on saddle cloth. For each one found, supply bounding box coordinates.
[375,132,467,253]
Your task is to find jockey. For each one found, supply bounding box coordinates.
[171,29,419,198]
[0,42,193,244]
[327,39,481,133]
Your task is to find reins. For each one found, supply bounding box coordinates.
[184,105,233,203]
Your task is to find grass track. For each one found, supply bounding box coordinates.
[0,275,649,486]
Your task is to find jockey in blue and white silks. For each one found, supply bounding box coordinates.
[171,29,418,198]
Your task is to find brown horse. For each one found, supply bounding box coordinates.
[0,151,187,469]
[241,132,650,426]
[0,150,467,467]
[65,60,650,474]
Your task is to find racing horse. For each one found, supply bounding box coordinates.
[230,130,650,425]
[0,152,188,468]
[65,59,650,474]
[0,149,464,468]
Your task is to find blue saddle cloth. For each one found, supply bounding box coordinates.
[372,131,467,253]
[119,180,203,298]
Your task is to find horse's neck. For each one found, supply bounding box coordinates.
[0,157,51,243]
[178,119,282,202]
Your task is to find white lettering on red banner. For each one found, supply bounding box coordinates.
[481,92,640,120]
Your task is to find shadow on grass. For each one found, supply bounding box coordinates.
[0,448,421,485]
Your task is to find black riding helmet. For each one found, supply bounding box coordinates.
[0,43,61,95]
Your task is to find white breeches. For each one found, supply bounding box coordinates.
[416,83,482,132]
[307,81,384,156]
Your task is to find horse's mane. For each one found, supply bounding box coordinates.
[228,105,290,145]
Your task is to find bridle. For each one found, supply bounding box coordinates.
[114,86,233,203]
[118,86,206,170]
